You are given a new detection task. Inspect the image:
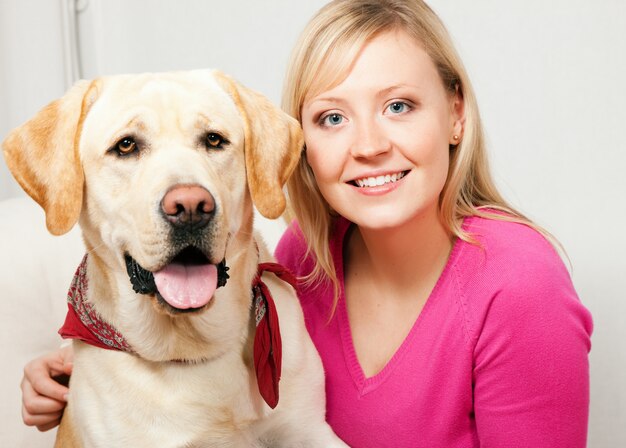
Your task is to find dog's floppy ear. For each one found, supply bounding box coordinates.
[215,72,304,219]
[2,80,99,235]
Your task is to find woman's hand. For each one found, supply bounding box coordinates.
[21,344,74,431]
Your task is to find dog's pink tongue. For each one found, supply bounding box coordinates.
[153,263,217,309]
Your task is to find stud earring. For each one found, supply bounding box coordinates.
[453,135,460,141]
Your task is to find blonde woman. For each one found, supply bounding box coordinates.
[277,0,592,446]
[21,1,592,446]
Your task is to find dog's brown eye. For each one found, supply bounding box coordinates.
[116,137,137,155]
[205,133,224,149]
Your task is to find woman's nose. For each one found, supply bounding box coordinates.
[349,117,391,159]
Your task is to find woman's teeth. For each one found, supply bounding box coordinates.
[354,171,406,188]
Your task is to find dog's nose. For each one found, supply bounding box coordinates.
[161,185,215,229]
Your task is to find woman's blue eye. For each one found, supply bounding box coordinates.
[322,113,344,126]
[388,102,409,114]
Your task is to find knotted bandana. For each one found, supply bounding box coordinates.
[252,262,298,409]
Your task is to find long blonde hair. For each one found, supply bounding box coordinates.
[282,0,556,298]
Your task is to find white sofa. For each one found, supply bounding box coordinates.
[0,196,84,447]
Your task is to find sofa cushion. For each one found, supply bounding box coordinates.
[0,196,83,446]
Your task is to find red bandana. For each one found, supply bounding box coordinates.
[58,255,297,409]
[252,263,298,409]
[59,255,133,352]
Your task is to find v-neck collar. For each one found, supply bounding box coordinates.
[330,217,463,396]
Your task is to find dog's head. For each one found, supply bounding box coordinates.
[2,70,303,361]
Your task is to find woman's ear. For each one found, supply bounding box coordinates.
[450,86,465,144]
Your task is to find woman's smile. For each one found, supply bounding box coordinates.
[350,170,408,188]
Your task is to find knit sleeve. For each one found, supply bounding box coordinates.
[472,253,593,447]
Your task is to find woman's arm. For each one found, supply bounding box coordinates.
[472,268,593,447]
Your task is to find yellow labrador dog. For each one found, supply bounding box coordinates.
[3,70,347,447]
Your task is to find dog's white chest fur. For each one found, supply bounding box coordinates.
[70,345,265,447]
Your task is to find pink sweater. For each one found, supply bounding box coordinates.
[275,215,593,447]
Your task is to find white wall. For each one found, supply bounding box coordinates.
[0,0,68,199]
[0,1,624,446]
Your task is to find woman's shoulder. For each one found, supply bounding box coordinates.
[457,214,592,350]
[274,220,313,277]
[455,213,576,306]
[274,217,349,276]
[462,214,562,272]
[274,220,338,313]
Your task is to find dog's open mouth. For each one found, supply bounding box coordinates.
[125,247,229,313]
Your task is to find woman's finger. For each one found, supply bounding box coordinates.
[23,364,70,403]
[21,407,63,431]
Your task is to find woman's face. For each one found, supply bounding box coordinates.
[301,29,463,231]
